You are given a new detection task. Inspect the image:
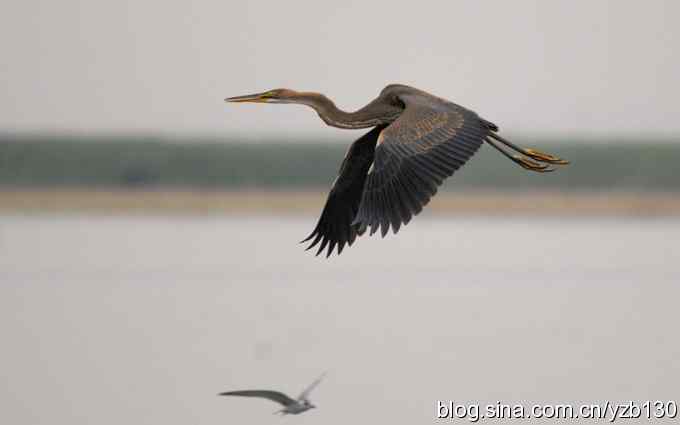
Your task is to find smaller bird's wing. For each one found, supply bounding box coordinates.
[302,126,386,257]
[297,372,326,401]
[218,390,296,406]
[353,93,489,236]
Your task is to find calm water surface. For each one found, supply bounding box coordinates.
[1,215,679,424]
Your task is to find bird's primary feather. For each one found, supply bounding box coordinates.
[301,126,386,257]
[305,87,490,256]
[353,91,488,237]
[297,372,326,401]
[218,390,297,406]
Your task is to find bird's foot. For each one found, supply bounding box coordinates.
[523,148,570,165]
[512,155,555,173]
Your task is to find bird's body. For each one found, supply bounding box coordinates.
[226,84,569,257]
[219,373,325,415]
[281,400,315,415]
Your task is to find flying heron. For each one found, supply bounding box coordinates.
[218,373,326,415]
[226,84,569,257]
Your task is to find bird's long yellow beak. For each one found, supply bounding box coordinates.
[224,91,272,103]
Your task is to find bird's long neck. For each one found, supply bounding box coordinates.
[297,92,395,129]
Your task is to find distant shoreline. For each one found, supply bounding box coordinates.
[2,188,679,217]
[2,138,680,192]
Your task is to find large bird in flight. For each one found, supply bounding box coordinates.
[226,84,569,257]
[218,373,326,415]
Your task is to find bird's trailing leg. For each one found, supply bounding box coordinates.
[484,137,554,173]
[488,133,569,165]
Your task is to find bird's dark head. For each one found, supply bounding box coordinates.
[225,88,301,104]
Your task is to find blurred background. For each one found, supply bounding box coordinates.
[1,1,679,424]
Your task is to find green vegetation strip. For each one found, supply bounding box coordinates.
[1,134,679,191]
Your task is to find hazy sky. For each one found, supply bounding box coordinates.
[1,0,679,139]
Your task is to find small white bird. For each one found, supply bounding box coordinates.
[218,373,326,415]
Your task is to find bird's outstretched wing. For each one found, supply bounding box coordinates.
[302,126,387,257]
[297,372,326,401]
[218,390,296,407]
[353,93,490,236]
